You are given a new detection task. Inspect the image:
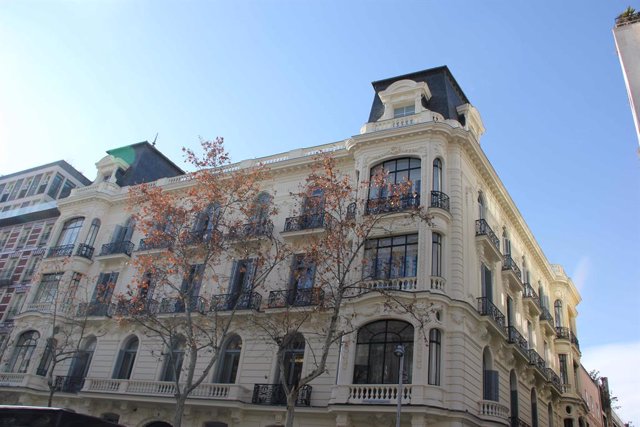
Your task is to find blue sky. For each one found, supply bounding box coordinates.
[1,0,639,421]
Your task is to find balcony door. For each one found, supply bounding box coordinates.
[228,259,256,308]
[278,334,305,387]
[66,337,96,392]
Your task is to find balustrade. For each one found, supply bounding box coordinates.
[347,384,412,404]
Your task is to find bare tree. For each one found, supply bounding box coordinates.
[119,138,289,427]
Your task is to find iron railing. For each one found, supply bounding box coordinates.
[47,244,74,258]
[211,292,262,311]
[365,194,420,215]
[55,375,85,393]
[555,326,571,340]
[476,297,506,329]
[138,238,172,251]
[545,368,563,392]
[283,213,326,232]
[430,191,450,211]
[229,221,274,239]
[523,283,541,310]
[475,219,500,252]
[570,330,580,350]
[252,384,312,406]
[528,349,546,373]
[539,307,553,323]
[99,241,134,257]
[75,244,94,260]
[506,326,529,356]
[502,255,522,280]
[268,288,324,309]
[78,302,114,317]
[155,297,208,314]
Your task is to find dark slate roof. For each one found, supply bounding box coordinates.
[106,141,185,187]
[0,160,92,185]
[367,66,470,123]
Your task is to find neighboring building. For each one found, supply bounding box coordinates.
[0,161,91,356]
[613,8,640,147]
[0,68,594,427]
[578,365,604,427]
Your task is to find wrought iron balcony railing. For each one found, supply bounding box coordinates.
[527,349,546,372]
[229,221,274,239]
[252,384,312,406]
[545,368,563,392]
[476,297,506,329]
[365,194,420,215]
[211,292,262,311]
[539,306,553,322]
[75,244,95,260]
[555,326,571,340]
[47,244,75,258]
[283,213,326,232]
[55,375,85,393]
[99,241,134,257]
[155,297,208,314]
[502,255,522,280]
[78,302,114,317]
[430,191,450,211]
[570,330,580,349]
[268,288,324,309]
[506,326,529,356]
[475,219,500,252]
[138,238,172,251]
[523,283,542,308]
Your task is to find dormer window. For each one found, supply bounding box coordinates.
[394,105,415,118]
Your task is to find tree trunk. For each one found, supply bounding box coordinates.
[47,371,55,407]
[47,387,55,407]
[284,388,297,427]
[173,394,187,427]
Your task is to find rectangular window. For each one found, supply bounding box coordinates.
[7,179,23,201]
[289,254,316,290]
[6,293,26,319]
[26,174,42,197]
[47,174,64,199]
[559,354,569,385]
[58,180,76,199]
[431,232,443,277]
[33,273,63,304]
[21,256,41,282]
[91,272,119,304]
[483,369,500,401]
[63,272,82,308]
[364,234,418,280]
[0,259,18,280]
[38,224,53,247]
[37,174,50,194]
[18,178,32,199]
[0,231,9,250]
[15,227,31,250]
[481,264,493,302]
[393,105,415,118]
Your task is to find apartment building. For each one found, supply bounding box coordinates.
[0,161,91,354]
[0,67,593,427]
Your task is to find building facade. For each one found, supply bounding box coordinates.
[0,68,595,427]
[0,161,91,355]
[613,8,640,147]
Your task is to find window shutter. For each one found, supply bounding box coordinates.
[123,220,135,241]
[243,259,257,293]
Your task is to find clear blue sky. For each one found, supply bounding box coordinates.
[1,0,639,420]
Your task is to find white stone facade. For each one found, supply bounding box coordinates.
[0,69,590,427]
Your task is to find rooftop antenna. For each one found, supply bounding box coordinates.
[152,133,158,146]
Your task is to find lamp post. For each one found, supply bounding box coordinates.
[394,344,405,427]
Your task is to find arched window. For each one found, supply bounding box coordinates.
[65,336,96,392]
[252,192,272,224]
[9,330,40,373]
[353,320,414,384]
[431,232,443,277]
[215,335,242,384]
[554,300,564,328]
[428,329,441,385]
[113,336,139,379]
[368,158,421,207]
[278,333,305,387]
[161,336,185,382]
[483,347,499,401]
[84,219,101,247]
[522,257,530,284]
[502,228,512,256]
[432,158,443,192]
[510,370,519,422]
[478,192,486,220]
[56,217,84,246]
[531,388,539,427]
[36,337,56,376]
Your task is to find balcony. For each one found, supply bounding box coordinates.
[99,241,134,257]
[283,213,326,233]
[506,326,529,357]
[510,417,532,427]
[55,375,85,393]
[0,373,48,389]
[155,297,208,314]
[365,194,420,215]
[522,283,542,316]
[77,302,114,317]
[210,292,262,311]
[75,244,95,260]
[475,219,501,262]
[527,349,547,375]
[137,238,172,252]
[343,384,412,405]
[429,191,450,212]
[252,384,311,406]
[82,378,247,400]
[545,368,563,393]
[555,326,571,341]
[267,288,324,309]
[477,297,506,330]
[228,221,274,240]
[539,307,555,336]
[478,400,509,422]
[354,277,418,295]
[46,244,74,258]
[570,330,580,350]
[502,255,524,293]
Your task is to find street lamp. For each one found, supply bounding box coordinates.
[394,344,405,427]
